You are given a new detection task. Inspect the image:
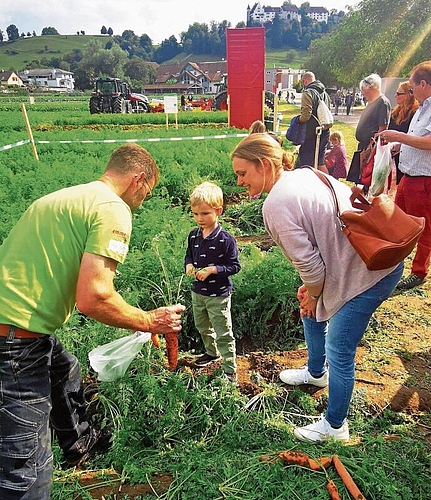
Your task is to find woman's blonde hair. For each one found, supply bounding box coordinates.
[249,120,267,134]
[190,181,223,209]
[329,130,345,145]
[232,133,294,180]
[391,81,419,125]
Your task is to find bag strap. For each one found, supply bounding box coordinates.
[304,166,341,216]
[304,167,372,216]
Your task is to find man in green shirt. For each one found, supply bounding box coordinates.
[0,143,185,499]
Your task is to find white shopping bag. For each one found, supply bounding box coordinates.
[88,331,151,382]
[370,137,392,196]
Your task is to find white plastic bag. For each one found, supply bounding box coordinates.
[370,137,392,196]
[88,331,151,382]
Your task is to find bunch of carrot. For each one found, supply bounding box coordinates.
[260,450,366,500]
[151,333,179,371]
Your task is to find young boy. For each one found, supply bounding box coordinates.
[185,181,241,381]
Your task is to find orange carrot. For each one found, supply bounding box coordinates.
[317,456,334,469]
[151,333,160,348]
[278,451,328,471]
[165,332,178,371]
[326,479,341,500]
[258,454,279,463]
[333,455,367,500]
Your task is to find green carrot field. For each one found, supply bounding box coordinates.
[0,98,429,500]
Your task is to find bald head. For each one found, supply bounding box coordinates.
[302,72,316,88]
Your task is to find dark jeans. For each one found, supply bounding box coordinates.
[0,334,90,499]
[298,128,330,167]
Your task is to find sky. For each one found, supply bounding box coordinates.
[1,0,358,45]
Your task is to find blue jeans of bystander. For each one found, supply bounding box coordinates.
[301,262,403,428]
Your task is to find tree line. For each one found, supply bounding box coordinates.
[2,0,428,91]
[307,0,431,87]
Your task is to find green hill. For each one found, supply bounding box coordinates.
[0,34,112,71]
[0,35,308,73]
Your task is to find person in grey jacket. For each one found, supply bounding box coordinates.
[231,133,402,443]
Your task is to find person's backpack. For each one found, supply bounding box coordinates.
[308,89,334,130]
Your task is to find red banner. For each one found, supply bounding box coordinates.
[226,27,265,130]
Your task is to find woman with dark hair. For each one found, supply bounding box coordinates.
[388,81,419,184]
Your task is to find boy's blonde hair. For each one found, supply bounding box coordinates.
[329,130,345,145]
[190,181,223,209]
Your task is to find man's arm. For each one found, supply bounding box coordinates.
[76,252,184,334]
[379,130,431,150]
[299,91,313,123]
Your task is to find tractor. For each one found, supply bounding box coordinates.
[89,77,150,114]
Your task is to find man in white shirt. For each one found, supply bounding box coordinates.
[379,60,431,290]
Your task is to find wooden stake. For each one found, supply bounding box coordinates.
[21,103,39,161]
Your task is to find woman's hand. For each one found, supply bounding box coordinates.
[297,284,318,319]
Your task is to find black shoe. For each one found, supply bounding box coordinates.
[63,427,112,468]
[395,273,425,291]
[194,353,221,367]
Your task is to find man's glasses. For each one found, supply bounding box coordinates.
[134,173,153,200]
[143,178,153,200]
[407,88,414,95]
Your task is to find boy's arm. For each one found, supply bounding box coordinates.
[215,235,241,277]
[184,231,195,271]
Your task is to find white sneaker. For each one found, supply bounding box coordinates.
[279,366,328,388]
[294,416,349,442]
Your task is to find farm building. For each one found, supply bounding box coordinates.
[18,68,75,92]
[0,71,24,88]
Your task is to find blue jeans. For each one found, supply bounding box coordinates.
[0,334,91,499]
[301,263,403,428]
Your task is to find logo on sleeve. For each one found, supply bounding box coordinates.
[108,239,129,256]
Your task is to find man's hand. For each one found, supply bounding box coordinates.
[148,304,186,335]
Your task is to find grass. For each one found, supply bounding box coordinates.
[265,48,308,69]
[0,34,110,71]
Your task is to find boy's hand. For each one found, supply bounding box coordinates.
[185,264,196,276]
[195,266,216,281]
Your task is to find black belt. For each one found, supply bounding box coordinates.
[404,174,428,178]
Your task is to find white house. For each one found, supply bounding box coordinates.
[247,3,328,25]
[19,68,75,92]
[265,67,305,93]
[306,6,329,23]
[0,71,24,87]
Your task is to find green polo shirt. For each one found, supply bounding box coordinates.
[0,181,131,334]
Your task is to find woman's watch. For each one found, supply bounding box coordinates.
[309,293,321,300]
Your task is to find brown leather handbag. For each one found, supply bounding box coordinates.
[310,169,425,271]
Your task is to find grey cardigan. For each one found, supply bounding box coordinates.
[263,169,396,322]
